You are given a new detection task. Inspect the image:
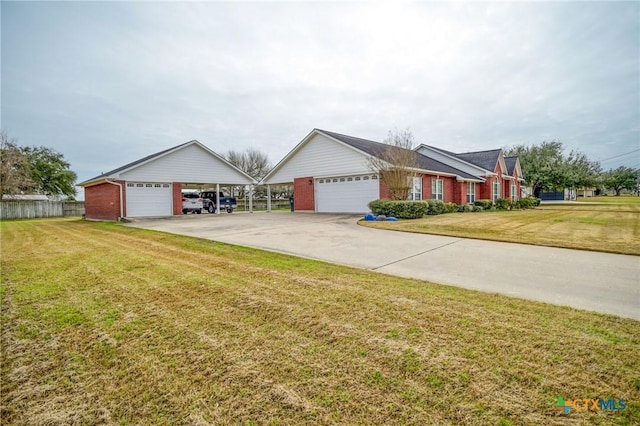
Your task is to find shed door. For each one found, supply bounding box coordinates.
[315,175,379,213]
[126,182,172,217]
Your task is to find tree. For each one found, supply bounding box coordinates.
[602,166,638,196]
[505,141,600,198]
[367,129,420,200]
[225,148,271,199]
[0,131,35,196]
[21,146,77,199]
[563,149,602,190]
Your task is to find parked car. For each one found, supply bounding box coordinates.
[182,192,203,214]
[200,191,237,213]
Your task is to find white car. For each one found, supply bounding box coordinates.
[181,192,203,214]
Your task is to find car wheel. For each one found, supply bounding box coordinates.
[208,204,215,214]
[196,209,202,214]
[226,207,233,214]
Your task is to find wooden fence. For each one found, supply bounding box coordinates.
[0,201,85,220]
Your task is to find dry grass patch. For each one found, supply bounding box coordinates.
[1,218,639,425]
[361,203,640,255]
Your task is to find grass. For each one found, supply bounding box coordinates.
[1,218,639,425]
[574,195,640,204]
[361,203,640,255]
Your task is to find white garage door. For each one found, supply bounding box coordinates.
[125,182,172,217]
[316,174,379,213]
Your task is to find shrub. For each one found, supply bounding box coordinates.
[443,202,458,213]
[514,197,539,209]
[367,199,428,219]
[426,199,445,215]
[474,199,493,210]
[463,204,473,212]
[472,205,483,212]
[495,198,511,210]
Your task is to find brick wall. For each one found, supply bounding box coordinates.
[379,178,391,200]
[293,177,315,211]
[172,182,182,215]
[84,181,124,221]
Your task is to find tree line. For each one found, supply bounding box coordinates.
[504,141,638,197]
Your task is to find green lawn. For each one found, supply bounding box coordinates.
[574,195,640,204]
[361,203,640,255]
[1,219,639,425]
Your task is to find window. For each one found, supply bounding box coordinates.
[340,178,346,182]
[372,175,378,180]
[355,177,361,181]
[347,177,353,182]
[431,178,443,200]
[466,182,476,204]
[409,176,422,200]
[146,183,153,187]
[163,184,170,188]
[511,182,518,201]
[154,184,161,188]
[127,183,134,187]
[493,179,500,203]
[136,183,144,187]
[363,176,370,180]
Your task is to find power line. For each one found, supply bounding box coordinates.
[598,148,640,163]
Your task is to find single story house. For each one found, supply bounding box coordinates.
[261,129,523,213]
[79,140,256,220]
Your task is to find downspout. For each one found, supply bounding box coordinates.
[105,180,124,220]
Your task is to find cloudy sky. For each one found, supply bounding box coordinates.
[2,1,639,191]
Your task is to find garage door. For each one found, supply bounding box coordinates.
[316,174,379,213]
[125,182,172,217]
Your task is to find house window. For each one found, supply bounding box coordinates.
[511,182,518,201]
[127,183,134,187]
[431,178,443,200]
[466,182,476,204]
[363,176,370,180]
[355,177,361,181]
[493,179,500,203]
[408,176,422,200]
[347,177,353,182]
[372,175,378,180]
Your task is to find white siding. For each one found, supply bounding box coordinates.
[120,144,253,184]
[415,146,488,176]
[266,133,372,184]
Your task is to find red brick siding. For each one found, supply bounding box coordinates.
[84,181,123,221]
[421,175,430,199]
[172,182,182,215]
[478,178,492,200]
[293,177,315,211]
[379,178,391,200]
[422,175,455,203]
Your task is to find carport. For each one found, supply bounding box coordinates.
[80,140,257,220]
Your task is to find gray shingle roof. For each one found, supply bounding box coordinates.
[454,149,501,171]
[317,129,483,181]
[504,157,518,175]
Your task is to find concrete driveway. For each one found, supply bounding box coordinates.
[127,212,640,320]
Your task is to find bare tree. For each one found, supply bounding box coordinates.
[0,130,35,197]
[225,148,272,198]
[368,129,420,200]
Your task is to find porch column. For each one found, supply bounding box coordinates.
[249,185,254,213]
[266,185,271,212]
[215,183,220,215]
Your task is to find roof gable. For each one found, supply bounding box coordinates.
[262,129,484,184]
[80,140,256,186]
